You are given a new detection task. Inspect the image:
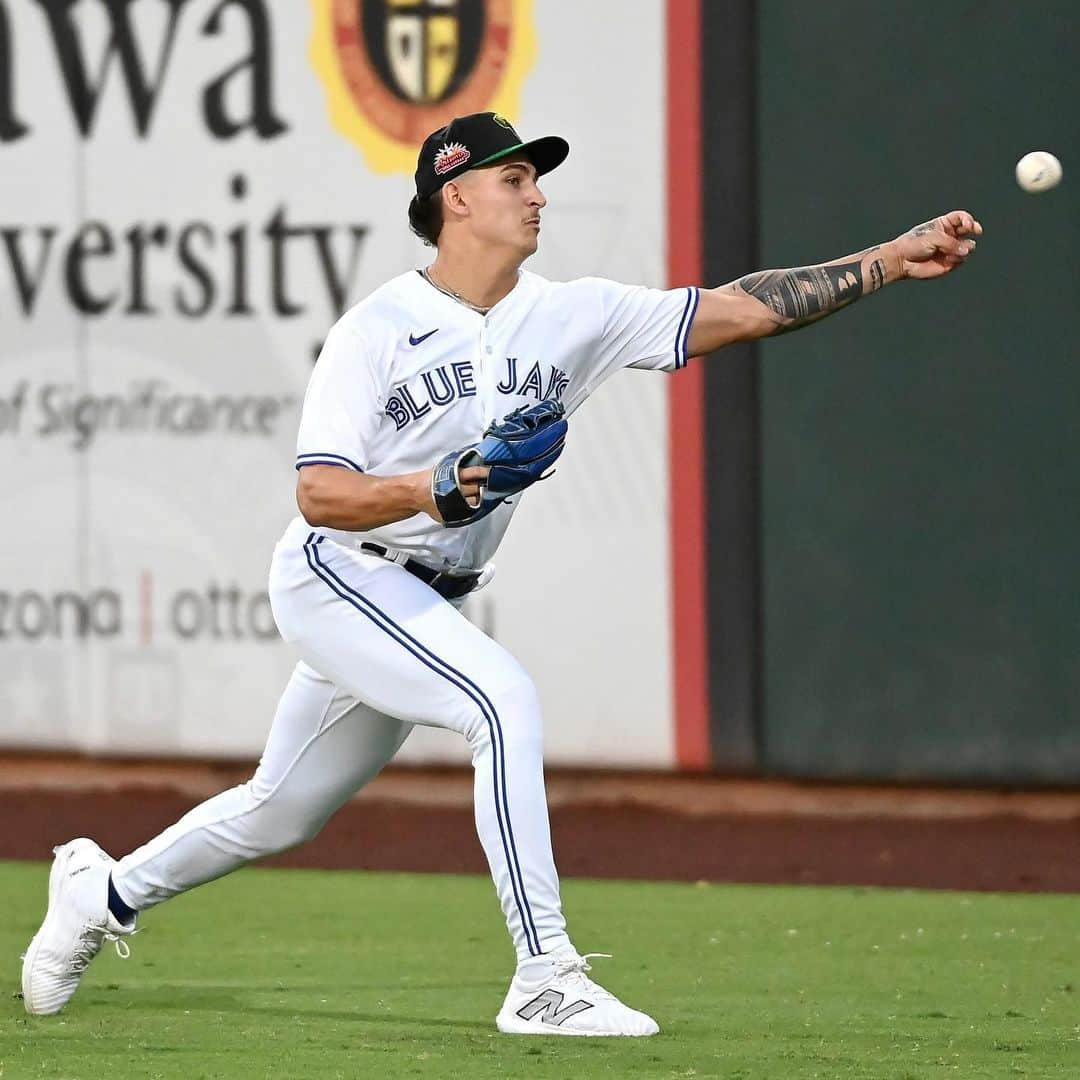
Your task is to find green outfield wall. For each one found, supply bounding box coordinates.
[756,2,1079,782]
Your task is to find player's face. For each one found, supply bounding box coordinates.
[458,156,547,257]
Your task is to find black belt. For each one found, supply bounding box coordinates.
[360,543,480,600]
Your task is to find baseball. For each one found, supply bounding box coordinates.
[1015,151,1062,193]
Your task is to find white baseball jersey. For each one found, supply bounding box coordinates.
[295,269,700,571]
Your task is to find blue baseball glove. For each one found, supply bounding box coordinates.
[431,399,567,527]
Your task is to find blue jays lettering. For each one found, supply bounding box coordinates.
[385,358,569,431]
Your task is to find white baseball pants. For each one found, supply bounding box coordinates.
[113,517,571,961]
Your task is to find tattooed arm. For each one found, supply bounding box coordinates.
[736,246,889,336]
[685,210,982,356]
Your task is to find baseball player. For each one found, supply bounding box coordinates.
[22,112,981,1036]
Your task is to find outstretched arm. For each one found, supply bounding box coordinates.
[685,210,982,356]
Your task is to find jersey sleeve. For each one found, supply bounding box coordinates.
[579,277,700,386]
[295,322,382,473]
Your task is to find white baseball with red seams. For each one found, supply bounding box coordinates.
[110,268,698,966]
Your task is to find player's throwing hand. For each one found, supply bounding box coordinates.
[894,210,983,279]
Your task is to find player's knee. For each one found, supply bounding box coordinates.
[255,811,327,855]
[465,670,543,749]
[236,782,330,854]
[270,816,326,853]
[494,670,542,723]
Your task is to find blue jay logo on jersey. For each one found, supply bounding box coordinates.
[497,359,569,401]
[385,360,476,431]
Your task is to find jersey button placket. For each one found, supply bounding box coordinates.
[477,319,497,426]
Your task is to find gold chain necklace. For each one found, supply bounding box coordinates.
[421,267,491,315]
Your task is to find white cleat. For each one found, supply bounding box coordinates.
[21,838,136,1016]
[496,947,660,1037]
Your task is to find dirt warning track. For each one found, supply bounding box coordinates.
[3,757,1079,893]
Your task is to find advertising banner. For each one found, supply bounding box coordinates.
[0,0,673,766]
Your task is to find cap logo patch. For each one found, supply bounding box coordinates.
[434,142,471,175]
[492,113,513,130]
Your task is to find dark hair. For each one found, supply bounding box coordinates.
[408,192,443,247]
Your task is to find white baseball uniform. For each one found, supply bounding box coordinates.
[113,269,699,961]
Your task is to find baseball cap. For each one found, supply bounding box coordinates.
[414,112,569,199]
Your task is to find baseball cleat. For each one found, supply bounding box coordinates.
[21,838,136,1016]
[495,946,659,1037]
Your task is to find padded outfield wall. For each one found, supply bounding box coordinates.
[756,1,1079,783]
[669,0,1079,785]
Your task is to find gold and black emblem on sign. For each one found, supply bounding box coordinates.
[364,0,486,106]
[311,0,536,173]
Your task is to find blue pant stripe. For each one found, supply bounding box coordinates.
[303,534,542,955]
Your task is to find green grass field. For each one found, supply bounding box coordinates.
[2,861,1078,1079]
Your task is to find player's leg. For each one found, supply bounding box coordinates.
[111,662,412,908]
[275,530,569,963]
[21,661,411,1015]
[277,529,658,1035]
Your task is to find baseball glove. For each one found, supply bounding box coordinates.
[431,399,567,527]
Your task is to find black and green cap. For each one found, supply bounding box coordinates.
[414,112,569,199]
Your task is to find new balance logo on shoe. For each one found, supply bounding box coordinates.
[516,989,594,1026]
